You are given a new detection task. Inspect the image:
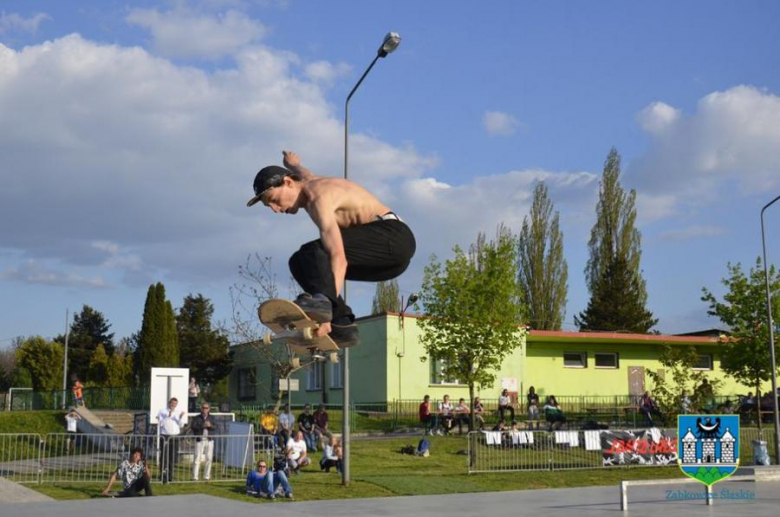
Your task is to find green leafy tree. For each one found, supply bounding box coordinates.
[418,226,526,432]
[518,181,568,330]
[702,258,780,430]
[136,282,180,382]
[88,345,110,386]
[371,279,401,315]
[0,347,17,391]
[646,345,722,422]
[107,351,134,387]
[581,148,654,332]
[55,305,115,382]
[576,256,658,333]
[14,336,64,391]
[177,293,232,387]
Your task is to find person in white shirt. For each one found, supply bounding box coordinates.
[188,377,200,412]
[157,397,185,483]
[438,395,454,435]
[286,430,311,473]
[319,435,342,473]
[65,409,81,451]
[278,403,295,445]
[498,388,515,422]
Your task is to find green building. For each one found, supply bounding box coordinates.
[228,312,754,408]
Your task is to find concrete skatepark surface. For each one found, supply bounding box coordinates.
[2,478,780,517]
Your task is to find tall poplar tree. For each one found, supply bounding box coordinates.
[371,279,401,315]
[518,182,568,330]
[579,148,655,332]
[136,282,179,382]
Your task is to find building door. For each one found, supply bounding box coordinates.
[628,366,645,400]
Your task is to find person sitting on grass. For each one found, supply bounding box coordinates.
[320,435,342,473]
[543,395,566,431]
[454,398,471,434]
[472,397,485,430]
[286,430,311,473]
[246,459,293,500]
[101,447,153,497]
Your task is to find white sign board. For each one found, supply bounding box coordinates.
[501,377,518,392]
[150,367,190,425]
[279,378,299,392]
[224,421,255,469]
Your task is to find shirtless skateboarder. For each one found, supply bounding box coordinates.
[247,151,416,345]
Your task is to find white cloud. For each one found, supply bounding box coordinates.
[483,110,519,136]
[126,8,265,59]
[0,260,107,289]
[304,60,351,86]
[632,86,780,208]
[0,12,50,34]
[658,225,726,242]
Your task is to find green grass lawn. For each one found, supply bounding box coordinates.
[30,435,685,503]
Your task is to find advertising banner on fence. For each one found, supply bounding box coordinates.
[602,428,678,466]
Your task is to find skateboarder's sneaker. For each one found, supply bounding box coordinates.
[330,320,360,348]
[293,293,332,323]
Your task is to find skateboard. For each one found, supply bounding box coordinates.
[258,298,340,362]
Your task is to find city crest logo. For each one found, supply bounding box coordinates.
[678,414,740,486]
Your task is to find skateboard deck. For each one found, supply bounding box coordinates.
[258,298,340,358]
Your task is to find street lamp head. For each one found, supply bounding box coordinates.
[378,32,401,58]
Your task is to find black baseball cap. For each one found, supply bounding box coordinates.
[246,165,291,207]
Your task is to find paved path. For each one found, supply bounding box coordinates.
[0,477,53,503]
[2,479,779,517]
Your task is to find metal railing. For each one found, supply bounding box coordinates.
[1,387,151,411]
[467,427,778,474]
[0,433,43,484]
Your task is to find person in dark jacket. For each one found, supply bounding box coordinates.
[190,401,219,481]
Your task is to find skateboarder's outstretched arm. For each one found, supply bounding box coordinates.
[283,150,316,181]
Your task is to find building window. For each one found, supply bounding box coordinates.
[563,352,587,368]
[330,355,343,389]
[595,352,618,369]
[237,367,256,401]
[307,362,323,391]
[429,355,464,385]
[693,354,713,371]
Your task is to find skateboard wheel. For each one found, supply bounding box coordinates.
[302,327,314,341]
[329,352,339,363]
[263,333,273,346]
[290,357,301,369]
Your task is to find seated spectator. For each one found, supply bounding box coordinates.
[277,404,295,446]
[101,447,153,497]
[419,395,437,436]
[472,397,485,430]
[639,391,663,426]
[320,435,342,473]
[498,388,515,422]
[313,403,333,449]
[722,399,735,414]
[286,430,311,473]
[246,459,293,500]
[492,418,506,432]
[527,386,540,430]
[680,390,692,414]
[260,408,279,448]
[297,404,317,451]
[438,394,454,435]
[454,398,470,434]
[543,396,566,431]
[504,420,519,447]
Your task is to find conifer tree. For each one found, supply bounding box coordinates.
[136,282,180,382]
[518,182,568,330]
[177,294,231,386]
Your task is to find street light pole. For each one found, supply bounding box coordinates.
[342,32,401,486]
[760,194,780,465]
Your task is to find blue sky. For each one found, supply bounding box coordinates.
[1,0,779,346]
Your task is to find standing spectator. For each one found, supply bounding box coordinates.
[498,388,515,422]
[454,398,470,434]
[101,447,153,497]
[278,403,295,446]
[286,430,311,473]
[297,404,317,451]
[72,377,85,408]
[680,390,692,414]
[188,377,200,413]
[438,395,454,435]
[543,395,566,431]
[419,395,436,436]
[246,459,293,499]
[639,391,663,427]
[696,378,715,411]
[190,401,218,481]
[260,408,279,447]
[526,386,540,430]
[320,435,342,473]
[313,403,332,448]
[472,397,485,430]
[157,397,185,483]
[65,408,82,452]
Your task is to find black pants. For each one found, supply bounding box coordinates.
[118,474,153,497]
[289,219,416,322]
[499,405,515,422]
[161,435,177,482]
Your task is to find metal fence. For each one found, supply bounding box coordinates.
[1,387,151,411]
[466,427,777,473]
[0,433,275,485]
